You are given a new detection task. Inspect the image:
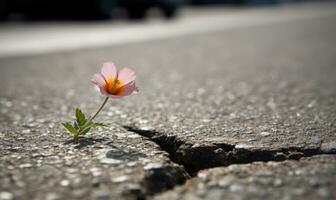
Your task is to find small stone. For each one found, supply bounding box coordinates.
[144,162,164,170]
[235,143,252,149]
[127,134,141,139]
[260,132,271,137]
[22,129,31,134]
[202,118,211,123]
[274,152,286,159]
[273,178,282,187]
[307,101,316,108]
[191,143,201,148]
[214,148,224,154]
[320,142,336,153]
[126,162,137,167]
[139,126,153,131]
[3,101,13,107]
[0,192,13,200]
[31,153,44,158]
[138,119,148,124]
[19,163,32,168]
[294,169,304,176]
[100,158,122,164]
[90,168,102,177]
[112,175,129,183]
[65,160,73,166]
[65,168,77,174]
[60,180,70,187]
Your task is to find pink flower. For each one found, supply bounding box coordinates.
[91,62,139,98]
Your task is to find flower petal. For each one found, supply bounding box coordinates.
[91,73,106,88]
[101,62,118,80]
[118,67,136,86]
[117,81,139,96]
[99,87,123,99]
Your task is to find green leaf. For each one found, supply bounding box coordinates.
[79,122,94,135]
[80,127,91,135]
[62,122,77,134]
[93,122,107,127]
[73,121,79,129]
[75,108,86,127]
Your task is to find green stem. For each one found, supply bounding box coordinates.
[85,97,109,126]
[74,132,80,143]
[74,97,109,142]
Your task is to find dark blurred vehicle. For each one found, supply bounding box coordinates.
[0,0,184,20]
[120,0,183,19]
[190,0,278,5]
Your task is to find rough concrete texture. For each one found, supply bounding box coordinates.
[1,3,336,200]
[0,120,187,200]
[155,155,336,200]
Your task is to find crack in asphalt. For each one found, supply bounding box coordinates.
[123,126,335,198]
[124,126,334,176]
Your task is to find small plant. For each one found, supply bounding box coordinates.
[62,62,139,143]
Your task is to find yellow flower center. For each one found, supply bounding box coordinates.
[106,77,124,95]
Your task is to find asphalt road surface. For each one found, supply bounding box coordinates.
[0,2,336,200]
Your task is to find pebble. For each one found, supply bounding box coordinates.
[22,129,31,134]
[144,162,164,170]
[139,126,154,131]
[0,192,13,200]
[235,143,253,149]
[100,158,122,164]
[260,132,271,137]
[90,168,102,177]
[320,142,336,153]
[126,162,137,167]
[273,178,283,187]
[112,175,129,183]
[60,180,70,187]
[19,163,33,168]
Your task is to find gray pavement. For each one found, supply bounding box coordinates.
[1,2,336,200]
[155,155,336,200]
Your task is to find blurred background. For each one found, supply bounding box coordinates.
[0,0,331,58]
[0,0,326,21]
